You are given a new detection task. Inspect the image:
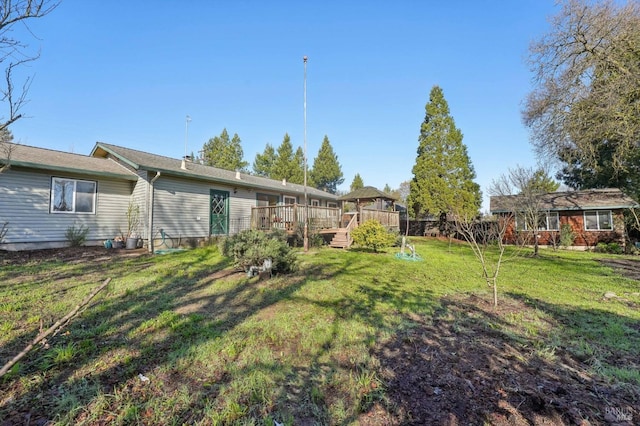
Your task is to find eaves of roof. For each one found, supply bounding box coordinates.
[7,159,139,181]
[92,142,338,199]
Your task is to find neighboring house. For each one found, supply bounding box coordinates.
[0,142,338,251]
[490,188,639,249]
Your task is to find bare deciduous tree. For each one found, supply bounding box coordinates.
[454,212,512,307]
[0,0,58,172]
[490,166,556,256]
[523,0,640,173]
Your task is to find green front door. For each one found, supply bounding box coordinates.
[210,189,229,235]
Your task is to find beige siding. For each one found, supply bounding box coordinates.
[229,188,257,234]
[153,176,211,238]
[0,168,132,246]
[131,171,149,238]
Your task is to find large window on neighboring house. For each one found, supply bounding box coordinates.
[50,177,96,214]
[515,212,559,231]
[584,210,613,230]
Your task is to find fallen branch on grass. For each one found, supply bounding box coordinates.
[0,277,112,378]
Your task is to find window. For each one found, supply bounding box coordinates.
[515,212,559,231]
[283,196,296,205]
[539,212,559,231]
[256,193,279,206]
[311,199,320,207]
[50,177,96,214]
[327,202,338,208]
[584,210,613,231]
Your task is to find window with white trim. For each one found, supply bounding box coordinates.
[283,196,296,205]
[584,210,613,231]
[311,199,320,206]
[50,177,97,214]
[515,212,559,231]
[327,202,338,208]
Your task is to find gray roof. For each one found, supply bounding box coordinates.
[1,143,137,180]
[338,186,398,202]
[490,188,639,213]
[91,142,338,199]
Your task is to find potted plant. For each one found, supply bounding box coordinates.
[125,202,141,249]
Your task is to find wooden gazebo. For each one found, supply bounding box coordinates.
[337,186,400,229]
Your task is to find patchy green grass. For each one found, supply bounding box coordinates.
[0,239,639,424]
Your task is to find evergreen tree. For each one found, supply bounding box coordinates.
[407,86,482,219]
[291,146,305,185]
[271,133,305,184]
[383,183,392,194]
[201,128,249,172]
[309,135,344,194]
[253,143,276,177]
[350,173,364,191]
[527,169,560,193]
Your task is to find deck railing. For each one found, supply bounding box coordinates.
[361,209,400,229]
[251,204,341,232]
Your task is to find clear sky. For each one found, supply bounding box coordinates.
[9,0,559,211]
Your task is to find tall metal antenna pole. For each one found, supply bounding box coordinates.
[303,55,309,252]
[184,115,192,159]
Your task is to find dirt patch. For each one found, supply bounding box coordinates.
[359,295,639,425]
[599,257,640,281]
[0,246,150,266]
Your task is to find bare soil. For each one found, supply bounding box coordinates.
[358,295,639,425]
[0,246,149,266]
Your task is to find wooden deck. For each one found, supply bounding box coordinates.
[251,205,400,249]
[251,204,341,232]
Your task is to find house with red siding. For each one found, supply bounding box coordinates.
[490,188,639,249]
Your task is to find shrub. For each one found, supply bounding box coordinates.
[219,229,297,274]
[291,222,324,248]
[351,219,397,252]
[559,224,575,247]
[594,242,623,254]
[65,224,89,247]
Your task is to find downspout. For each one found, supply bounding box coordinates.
[148,171,161,253]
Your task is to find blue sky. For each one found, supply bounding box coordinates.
[9,0,558,211]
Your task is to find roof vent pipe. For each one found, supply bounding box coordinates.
[282,178,286,186]
[181,159,187,170]
[235,171,241,180]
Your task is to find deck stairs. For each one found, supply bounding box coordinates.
[329,228,352,248]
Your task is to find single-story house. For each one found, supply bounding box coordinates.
[0,142,338,251]
[489,188,639,249]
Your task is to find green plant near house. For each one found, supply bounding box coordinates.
[351,219,397,252]
[559,223,575,247]
[0,220,8,243]
[594,242,623,254]
[126,202,141,237]
[65,224,89,247]
[219,228,297,274]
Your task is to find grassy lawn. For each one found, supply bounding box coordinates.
[1,239,639,424]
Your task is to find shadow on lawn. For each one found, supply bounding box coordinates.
[363,292,639,425]
[4,246,639,425]
[1,248,385,424]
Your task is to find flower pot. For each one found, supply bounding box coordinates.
[126,237,139,250]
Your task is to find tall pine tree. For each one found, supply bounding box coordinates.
[407,86,481,218]
[309,135,344,194]
[252,143,276,177]
[271,133,305,184]
[350,173,364,191]
[201,128,248,172]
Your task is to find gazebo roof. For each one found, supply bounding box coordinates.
[338,186,398,202]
